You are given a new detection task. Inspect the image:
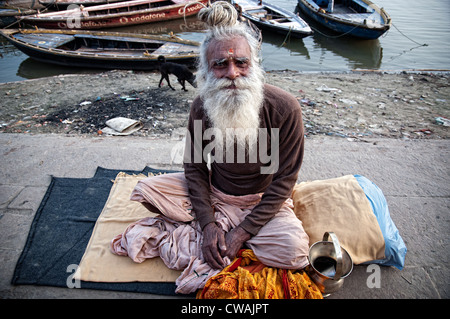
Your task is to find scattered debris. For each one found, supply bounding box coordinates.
[338,98,358,105]
[401,275,412,285]
[435,117,450,127]
[37,89,190,136]
[1,71,449,140]
[120,95,140,101]
[315,84,341,93]
[101,117,143,136]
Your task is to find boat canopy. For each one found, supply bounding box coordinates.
[13,33,75,48]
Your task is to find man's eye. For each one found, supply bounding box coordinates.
[235,58,249,68]
[213,60,227,68]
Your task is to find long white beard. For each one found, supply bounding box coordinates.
[199,66,265,152]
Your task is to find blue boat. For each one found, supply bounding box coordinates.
[296,0,391,39]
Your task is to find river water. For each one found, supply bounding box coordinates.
[0,0,449,83]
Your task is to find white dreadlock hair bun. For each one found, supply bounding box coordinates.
[195,1,264,86]
[198,1,239,28]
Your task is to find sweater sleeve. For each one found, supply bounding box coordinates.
[183,98,216,229]
[239,96,305,236]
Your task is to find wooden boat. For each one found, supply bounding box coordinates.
[0,7,37,28]
[296,0,391,39]
[38,0,125,11]
[232,0,312,38]
[0,28,199,70]
[17,0,208,30]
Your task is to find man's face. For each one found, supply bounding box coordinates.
[206,36,252,86]
[199,35,264,150]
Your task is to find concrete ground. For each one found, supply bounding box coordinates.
[0,133,448,299]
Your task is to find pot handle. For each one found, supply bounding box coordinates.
[323,232,343,280]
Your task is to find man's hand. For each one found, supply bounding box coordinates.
[202,222,227,269]
[224,226,251,260]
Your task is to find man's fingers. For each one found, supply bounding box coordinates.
[201,222,228,269]
[204,246,225,269]
[204,251,220,269]
[223,226,252,259]
[211,244,226,268]
[217,229,227,254]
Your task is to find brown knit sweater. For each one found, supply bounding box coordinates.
[183,84,304,236]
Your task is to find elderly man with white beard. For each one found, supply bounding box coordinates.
[111,2,310,293]
[183,2,309,270]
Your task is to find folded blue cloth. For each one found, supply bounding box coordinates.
[354,175,407,270]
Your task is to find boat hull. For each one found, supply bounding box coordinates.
[10,41,196,70]
[297,0,390,39]
[38,0,125,11]
[19,0,208,30]
[39,0,123,11]
[0,29,199,70]
[248,18,311,38]
[233,0,312,39]
[0,8,37,28]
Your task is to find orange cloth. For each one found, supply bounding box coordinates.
[197,250,322,299]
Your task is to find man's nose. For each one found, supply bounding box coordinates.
[224,62,240,80]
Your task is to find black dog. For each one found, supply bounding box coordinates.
[157,55,197,91]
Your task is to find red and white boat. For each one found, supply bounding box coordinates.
[38,0,126,11]
[19,0,208,30]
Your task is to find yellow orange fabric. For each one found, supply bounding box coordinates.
[197,250,322,299]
